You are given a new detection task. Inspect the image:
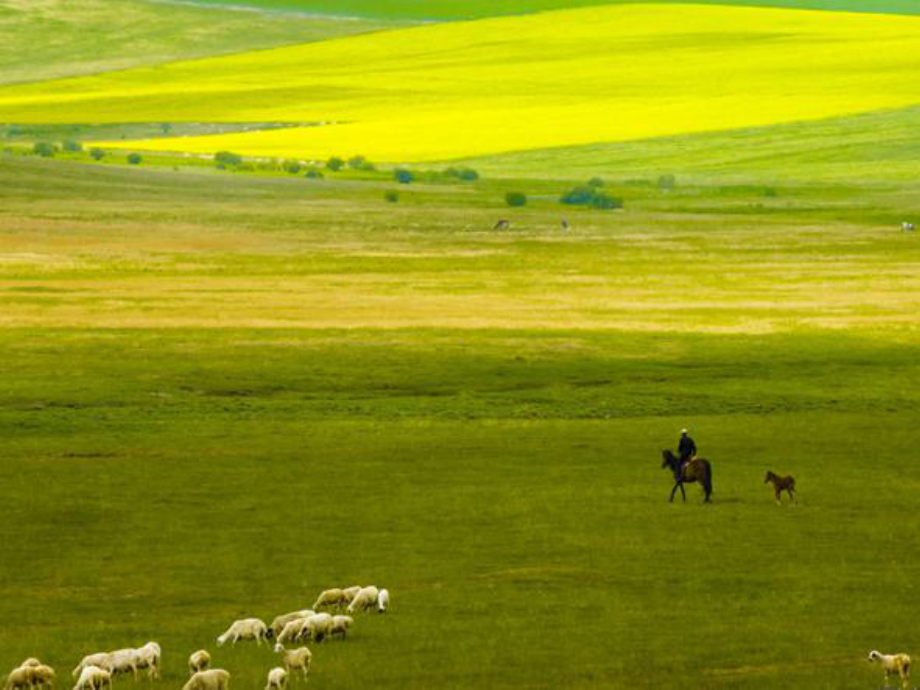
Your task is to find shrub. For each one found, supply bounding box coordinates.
[127,153,143,165]
[587,177,604,188]
[32,142,56,158]
[395,169,415,184]
[384,190,399,203]
[348,155,367,170]
[505,191,527,207]
[326,156,344,171]
[304,168,324,179]
[89,147,105,161]
[657,174,676,190]
[764,187,779,198]
[560,185,622,210]
[62,140,83,152]
[283,159,302,175]
[214,150,243,167]
[445,166,479,181]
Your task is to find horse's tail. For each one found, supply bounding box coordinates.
[703,461,713,498]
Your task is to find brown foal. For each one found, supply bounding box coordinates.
[764,471,796,504]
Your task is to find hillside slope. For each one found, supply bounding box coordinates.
[1,4,918,163]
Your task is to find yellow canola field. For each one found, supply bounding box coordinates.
[1,3,919,162]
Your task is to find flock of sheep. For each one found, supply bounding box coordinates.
[3,586,390,690]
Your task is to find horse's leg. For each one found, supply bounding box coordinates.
[679,482,687,502]
[775,488,782,505]
[670,482,678,502]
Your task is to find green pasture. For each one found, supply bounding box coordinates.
[1,152,919,688]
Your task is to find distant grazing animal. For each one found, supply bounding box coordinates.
[274,646,311,682]
[661,450,713,503]
[72,665,111,690]
[217,618,270,646]
[377,588,390,613]
[764,471,796,504]
[347,586,380,614]
[902,222,916,232]
[182,669,230,690]
[329,615,353,639]
[313,589,349,611]
[868,651,911,689]
[271,610,314,638]
[73,654,111,679]
[561,219,570,231]
[188,650,211,676]
[264,667,287,690]
[494,219,510,231]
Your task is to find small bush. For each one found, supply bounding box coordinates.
[587,177,604,188]
[283,159,302,175]
[89,147,105,161]
[505,191,527,207]
[32,142,57,158]
[215,150,243,167]
[395,169,415,184]
[348,155,367,170]
[764,187,779,198]
[127,153,143,165]
[326,156,344,172]
[384,190,399,203]
[657,174,676,191]
[445,167,479,181]
[304,168,324,179]
[560,185,622,210]
[62,140,83,152]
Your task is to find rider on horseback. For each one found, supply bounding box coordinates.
[678,428,697,479]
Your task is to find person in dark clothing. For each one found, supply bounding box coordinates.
[678,428,697,479]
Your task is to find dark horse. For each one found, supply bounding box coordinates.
[661,450,713,503]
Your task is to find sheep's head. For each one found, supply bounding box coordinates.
[868,651,881,663]
[265,628,274,639]
[273,643,284,653]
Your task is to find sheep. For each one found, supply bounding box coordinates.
[329,615,353,639]
[186,650,210,676]
[72,665,111,690]
[302,613,334,643]
[18,660,41,669]
[274,647,311,682]
[73,654,111,680]
[270,610,314,638]
[868,651,911,689]
[103,648,139,681]
[377,588,390,613]
[312,589,348,611]
[217,618,270,646]
[133,641,161,679]
[342,586,362,604]
[181,669,230,690]
[347,586,379,614]
[276,617,311,645]
[902,222,916,232]
[264,667,287,690]
[26,665,55,690]
[5,664,54,690]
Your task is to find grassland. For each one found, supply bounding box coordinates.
[2,150,920,687]
[2,4,918,163]
[194,0,920,19]
[0,0,398,85]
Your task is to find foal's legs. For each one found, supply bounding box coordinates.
[679,483,687,502]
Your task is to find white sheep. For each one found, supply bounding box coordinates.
[73,654,111,680]
[868,651,911,688]
[343,586,362,604]
[27,665,55,690]
[133,641,161,679]
[188,650,211,676]
[274,647,311,682]
[377,588,390,613]
[312,589,348,611]
[18,660,41,669]
[103,648,139,680]
[182,669,230,690]
[72,665,112,690]
[347,586,379,614]
[276,617,311,645]
[329,615,353,639]
[302,613,334,643]
[217,618,269,646]
[5,663,55,690]
[264,667,287,690]
[270,610,314,638]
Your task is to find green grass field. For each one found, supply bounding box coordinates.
[2,0,920,687]
[1,147,919,687]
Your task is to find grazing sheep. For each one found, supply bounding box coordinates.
[4,667,31,690]
[275,647,311,682]
[347,586,380,614]
[217,618,270,646]
[73,655,111,680]
[764,471,796,504]
[494,219,510,231]
[181,669,230,690]
[103,648,139,680]
[342,586,362,604]
[133,641,161,679]
[72,665,111,690]
[313,589,348,611]
[377,588,390,613]
[5,664,54,690]
[868,651,911,689]
[27,665,55,690]
[276,618,311,645]
[264,667,287,690]
[902,222,916,232]
[302,613,334,643]
[188,650,211,676]
[329,615,353,639]
[18,660,41,669]
[270,610,314,638]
